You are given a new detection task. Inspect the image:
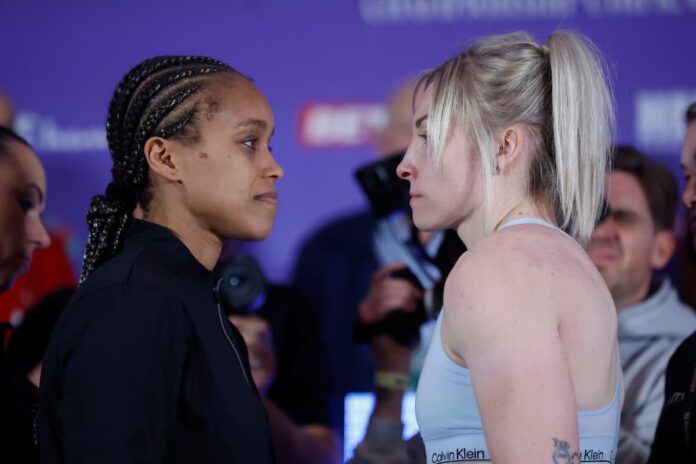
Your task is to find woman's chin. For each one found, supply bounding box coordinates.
[413,215,442,232]
[238,224,274,242]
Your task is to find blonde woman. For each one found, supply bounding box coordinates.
[398,32,621,463]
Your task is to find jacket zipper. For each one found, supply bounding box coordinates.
[214,280,253,390]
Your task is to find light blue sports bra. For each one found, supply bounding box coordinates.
[415,218,621,463]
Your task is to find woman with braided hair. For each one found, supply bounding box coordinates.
[39,56,283,463]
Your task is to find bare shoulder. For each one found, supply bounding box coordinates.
[443,224,605,347]
[443,223,617,412]
[446,225,572,311]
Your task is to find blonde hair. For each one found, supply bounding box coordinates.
[424,31,615,243]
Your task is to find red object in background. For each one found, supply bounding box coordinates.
[0,230,77,325]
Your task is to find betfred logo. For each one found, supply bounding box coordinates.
[298,102,387,148]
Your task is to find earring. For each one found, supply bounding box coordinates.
[495,164,501,175]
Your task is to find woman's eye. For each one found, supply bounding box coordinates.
[418,133,428,145]
[243,138,258,150]
[18,198,34,212]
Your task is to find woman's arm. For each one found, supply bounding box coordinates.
[442,254,580,463]
[41,284,188,463]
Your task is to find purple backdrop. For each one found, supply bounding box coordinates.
[2,0,695,282]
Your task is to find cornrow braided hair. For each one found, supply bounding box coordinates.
[80,55,239,284]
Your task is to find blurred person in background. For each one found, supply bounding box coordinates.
[0,126,50,294]
[292,80,418,428]
[648,100,696,462]
[294,79,466,461]
[588,145,696,464]
[349,236,462,464]
[0,92,76,326]
[0,90,14,128]
[0,124,52,462]
[0,228,77,325]
[0,289,74,464]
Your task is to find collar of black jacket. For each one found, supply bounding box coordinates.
[124,219,215,282]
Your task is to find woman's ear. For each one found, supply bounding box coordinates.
[143,136,182,183]
[495,125,526,174]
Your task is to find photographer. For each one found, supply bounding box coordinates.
[292,82,418,413]
[217,254,340,464]
[350,229,463,464]
[351,261,426,464]
[339,149,464,463]
[292,83,462,456]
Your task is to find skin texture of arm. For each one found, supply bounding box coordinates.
[440,240,582,464]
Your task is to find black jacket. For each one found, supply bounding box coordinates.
[0,356,39,464]
[39,219,274,463]
[648,331,696,463]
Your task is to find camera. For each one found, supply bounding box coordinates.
[353,152,464,347]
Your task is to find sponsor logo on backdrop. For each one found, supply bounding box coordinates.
[635,90,696,154]
[298,102,387,148]
[15,112,107,153]
[359,0,696,23]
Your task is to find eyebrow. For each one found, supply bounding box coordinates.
[609,206,638,216]
[236,119,268,130]
[415,115,428,130]
[235,119,275,138]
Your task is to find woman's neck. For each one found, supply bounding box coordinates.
[494,205,554,231]
[143,203,222,271]
[456,198,554,248]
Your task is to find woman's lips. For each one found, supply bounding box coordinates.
[254,192,278,205]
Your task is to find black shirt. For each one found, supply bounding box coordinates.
[39,219,274,463]
[0,361,39,464]
[648,330,696,463]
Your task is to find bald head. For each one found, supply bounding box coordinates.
[0,91,15,128]
[374,80,416,157]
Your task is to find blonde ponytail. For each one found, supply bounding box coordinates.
[547,31,615,242]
